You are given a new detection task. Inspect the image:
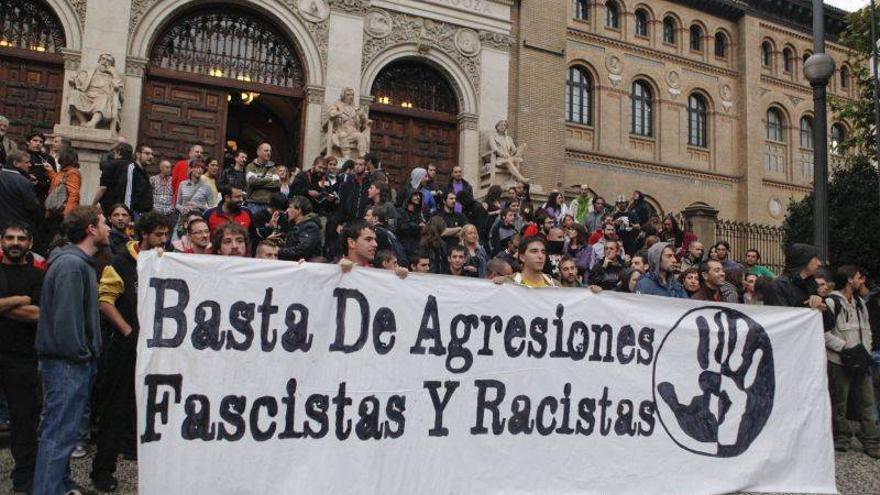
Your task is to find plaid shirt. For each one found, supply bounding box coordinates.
[150,174,174,215]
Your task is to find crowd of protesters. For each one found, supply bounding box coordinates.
[0,118,879,494]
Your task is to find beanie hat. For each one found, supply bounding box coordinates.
[784,243,819,271]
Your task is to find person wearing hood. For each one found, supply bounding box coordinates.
[762,243,826,311]
[635,242,688,298]
[279,196,322,261]
[407,167,436,215]
[34,206,109,495]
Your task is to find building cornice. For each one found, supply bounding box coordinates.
[566,149,742,185]
[762,178,812,193]
[567,28,740,81]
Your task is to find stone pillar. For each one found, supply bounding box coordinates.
[458,113,481,190]
[302,85,326,170]
[325,5,366,105]
[51,126,115,207]
[58,49,83,127]
[683,201,719,247]
[121,57,148,142]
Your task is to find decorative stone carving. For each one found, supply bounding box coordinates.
[328,0,369,14]
[125,57,148,78]
[788,95,804,106]
[298,0,330,22]
[458,113,479,131]
[362,11,481,97]
[768,197,783,219]
[68,0,88,28]
[306,85,326,104]
[666,70,681,99]
[479,31,515,51]
[605,55,623,88]
[60,49,82,71]
[487,119,529,183]
[324,87,371,159]
[364,10,393,38]
[454,28,481,57]
[720,83,734,113]
[68,53,124,133]
[129,0,159,35]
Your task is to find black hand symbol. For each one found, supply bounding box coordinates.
[658,310,769,454]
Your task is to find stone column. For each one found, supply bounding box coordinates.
[682,201,719,247]
[325,2,367,105]
[301,86,327,170]
[457,113,480,191]
[120,57,148,142]
[58,49,82,127]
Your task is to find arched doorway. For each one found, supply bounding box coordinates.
[369,59,459,190]
[0,0,66,142]
[139,5,305,168]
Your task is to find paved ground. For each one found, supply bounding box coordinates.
[0,445,877,494]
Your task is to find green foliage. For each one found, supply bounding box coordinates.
[832,8,880,155]
[782,157,880,276]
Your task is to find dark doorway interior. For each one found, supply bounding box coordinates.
[225,93,301,169]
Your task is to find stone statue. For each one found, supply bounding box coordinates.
[324,87,371,159]
[68,53,124,131]
[488,119,529,183]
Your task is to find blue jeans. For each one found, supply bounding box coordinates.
[33,359,96,495]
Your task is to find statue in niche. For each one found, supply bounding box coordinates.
[488,119,529,183]
[324,87,371,159]
[68,53,124,131]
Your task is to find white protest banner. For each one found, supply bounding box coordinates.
[136,252,836,495]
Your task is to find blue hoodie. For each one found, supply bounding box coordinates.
[35,244,102,362]
[635,242,688,298]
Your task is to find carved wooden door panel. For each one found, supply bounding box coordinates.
[0,54,63,143]
[370,109,458,192]
[139,77,228,163]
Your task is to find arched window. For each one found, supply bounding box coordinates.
[605,1,620,29]
[631,80,653,137]
[764,108,786,173]
[150,7,306,88]
[688,94,708,148]
[371,61,458,115]
[831,123,846,151]
[714,32,728,58]
[761,42,773,68]
[766,108,784,141]
[634,9,649,37]
[840,66,850,89]
[663,16,677,44]
[689,25,703,51]
[566,66,593,125]
[783,48,793,73]
[574,0,589,21]
[800,116,814,149]
[0,0,66,53]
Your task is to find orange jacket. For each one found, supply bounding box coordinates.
[47,166,82,216]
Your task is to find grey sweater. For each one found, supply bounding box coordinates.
[35,245,102,362]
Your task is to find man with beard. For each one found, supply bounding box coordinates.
[635,241,688,298]
[558,256,583,288]
[590,222,621,269]
[589,239,626,291]
[291,156,336,214]
[23,133,53,204]
[90,212,169,491]
[693,259,738,303]
[93,144,154,217]
[183,218,212,255]
[434,191,468,250]
[762,243,826,311]
[212,222,250,257]
[0,222,43,493]
[34,206,110,494]
[204,186,255,239]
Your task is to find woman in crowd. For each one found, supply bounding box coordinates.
[397,189,426,258]
[460,224,489,278]
[276,164,292,197]
[617,268,642,293]
[743,273,763,305]
[43,144,82,245]
[483,185,504,223]
[659,215,684,250]
[542,191,566,226]
[421,216,448,275]
[176,161,212,215]
[203,158,221,206]
[679,267,702,298]
[564,223,592,280]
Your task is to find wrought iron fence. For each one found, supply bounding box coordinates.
[715,219,786,274]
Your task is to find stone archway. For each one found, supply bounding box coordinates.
[368,58,461,191]
[137,3,308,166]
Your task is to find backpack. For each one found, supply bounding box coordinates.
[44,172,68,216]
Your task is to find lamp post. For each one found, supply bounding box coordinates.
[804,0,835,263]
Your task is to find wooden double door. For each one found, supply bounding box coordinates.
[139,75,302,167]
[369,105,459,191]
[0,51,64,143]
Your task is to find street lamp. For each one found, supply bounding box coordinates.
[804,0,836,263]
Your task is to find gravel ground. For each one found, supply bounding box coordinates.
[0,445,877,494]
